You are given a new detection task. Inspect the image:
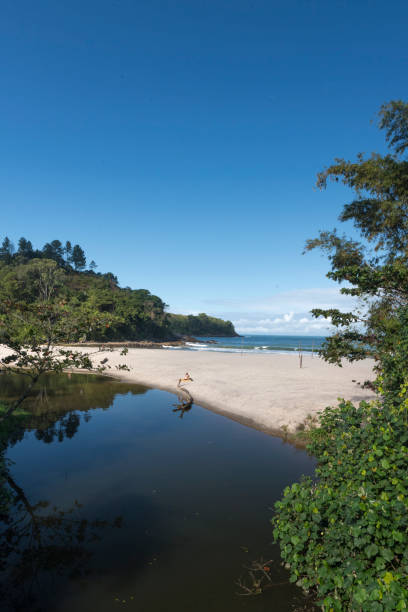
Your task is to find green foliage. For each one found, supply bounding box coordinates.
[0,295,124,421]
[378,307,408,403]
[17,237,33,259]
[42,240,65,266]
[167,312,238,337]
[305,100,408,400]
[273,396,408,611]
[379,100,408,157]
[0,242,237,342]
[0,237,15,264]
[71,244,86,270]
[0,250,172,341]
[274,101,408,610]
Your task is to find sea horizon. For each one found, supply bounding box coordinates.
[163,334,326,355]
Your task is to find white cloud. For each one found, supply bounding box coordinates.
[198,287,360,335]
[169,287,363,335]
[202,287,358,315]
[232,313,334,335]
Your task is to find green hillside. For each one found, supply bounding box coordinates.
[0,237,237,341]
[168,313,238,337]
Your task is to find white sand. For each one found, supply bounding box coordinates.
[0,345,376,435]
[77,347,375,435]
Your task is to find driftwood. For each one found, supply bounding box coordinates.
[235,557,315,610]
[173,374,194,418]
[235,558,277,596]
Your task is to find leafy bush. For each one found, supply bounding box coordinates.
[273,100,408,610]
[272,395,408,611]
[379,307,408,405]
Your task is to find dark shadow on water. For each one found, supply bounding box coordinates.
[0,473,162,612]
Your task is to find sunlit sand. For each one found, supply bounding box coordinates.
[76,348,376,436]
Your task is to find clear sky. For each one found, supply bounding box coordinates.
[1,0,407,334]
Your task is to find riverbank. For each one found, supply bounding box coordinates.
[72,347,375,436]
[0,345,376,436]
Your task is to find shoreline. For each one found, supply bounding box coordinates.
[1,345,376,440]
[71,347,376,438]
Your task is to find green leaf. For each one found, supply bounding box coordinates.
[354,585,368,604]
[382,549,394,562]
[366,543,379,558]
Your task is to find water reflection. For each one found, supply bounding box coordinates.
[1,472,122,611]
[0,373,317,611]
[172,392,193,419]
[0,374,149,609]
[0,372,148,446]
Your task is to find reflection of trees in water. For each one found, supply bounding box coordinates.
[0,472,122,611]
[0,373,167,610]
[0,373,140,607]
[1,372,148,413]
[1,372,149,445]
[35,410,81,443]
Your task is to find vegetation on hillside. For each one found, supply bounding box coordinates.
[273,100,408,610]
[0,238,237,341]
[0,241,171,341]
[168,312,238,337]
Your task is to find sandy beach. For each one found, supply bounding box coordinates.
[64,347,376,436]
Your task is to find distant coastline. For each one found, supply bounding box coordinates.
[74,334,325,354]
[163,334,325,354]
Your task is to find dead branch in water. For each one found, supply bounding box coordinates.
[235,558,286,596]
[173,374,194,417]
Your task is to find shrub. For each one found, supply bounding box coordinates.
[272,395,408,611]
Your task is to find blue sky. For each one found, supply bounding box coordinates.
[1,0,407,334]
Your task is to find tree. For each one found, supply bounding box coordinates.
[64,240,72,265]
[0,238,173,342]
[16,237,33,260]
[273,100,408,611]
[89,259,97,271]
[0,237,14,264]
[0,260,129,422]
[42,240,64,266]
[71,244,86,271]
[305,99,408,400]
[0,258,65,304]
[26,259,65,302]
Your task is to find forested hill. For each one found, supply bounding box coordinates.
[0,236,238,341]
[168,313,238,337]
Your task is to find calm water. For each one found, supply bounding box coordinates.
[164,334,325,354]
[0,374,317,611]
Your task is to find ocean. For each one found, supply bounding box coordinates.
[163,334,325,354]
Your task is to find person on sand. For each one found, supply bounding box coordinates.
[178,372,193,386]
